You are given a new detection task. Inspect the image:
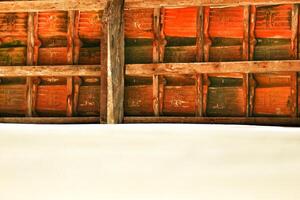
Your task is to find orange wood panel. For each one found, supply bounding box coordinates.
[77,85,100,116]
[0,13,28,47]
[78,47,100,65]
[0,85,26,115]
[164,7,198,38]
[254,87,292,116]
[255,5,292,39]
[78,11,102,40]
[163,86,196,116]
[125,85,153,116]
[125,9,153,39]
[209,6,244,38]
[36,85,67,115]
[0,47,26,65]
[38,12,67,38]
[38,47,68,65]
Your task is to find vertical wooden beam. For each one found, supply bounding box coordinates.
[26,13,35,117]
[67,11,75,65]
[153,75,160,116]
[203,7,211,62]
[73,11,81,65]
[196,6,204,62]
[195,74,203,117]
[202,74,210,117]
[291,72,298,118]
[249,5,256,61]
[73,77,82,116]
[66,77,73,117]
[159,8,166,63]
[243,6,250,61]
[243,74,250,117]
[103,0,125,124]
[249,74,256,117]
[66,11,75,117]
[153,8,160,63]
[31,78,41,116]
[101,10,108,123]
[292,4,298,60]
[33,13,40,65]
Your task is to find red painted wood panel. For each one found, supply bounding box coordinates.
[164,7,197,38]
[0,85,26,115]
[163,86,196,116]
[0,13,27,47]
[38,12,67,38]
[78,11,102,40]
[255,5,292,39]
[38,47,68,65]
[125,85,153,116]
[36,85,67,115]
[78,47,100,65]
[77,85,100,116]
[254,87,292,116]
[209,6,244,38]
[125,9,153,39]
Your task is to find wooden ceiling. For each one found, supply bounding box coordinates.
[0,0,300,126]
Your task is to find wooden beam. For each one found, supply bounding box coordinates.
[124,117,300,126]
[124,0,300,8]
[104,0,125,124]
[249,5,256,61]
[0,65,101,77]
[0,0,106,13]
[243,6,250,61]
[203,7,211,62]
[126,61,300,76]
[291,4,298,59]
[196,7,204,62]
[0,117,99,124]
[1,0,300,13]
[195,74,203,117]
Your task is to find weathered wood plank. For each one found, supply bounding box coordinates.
[126,61,300,76]
[124,116,300,126]
[0,117,99,124]
[0,65,101,77]
[0,0,106,13]
[125,0,300,8]
[105,0,125,124]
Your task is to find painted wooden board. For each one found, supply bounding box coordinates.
[163,86,196,116]
[0,84,26,116]
[77,85,100,116]
[124,85,153,116]
[0,47,26,65]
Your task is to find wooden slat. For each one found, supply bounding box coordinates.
[0,0,106,13]
[153,75,160,116]
[291,5,298,59]
[0,117,99,124]
[0,65,101,77]
[243,6,250,61]
[124,116,300,126]
[203,7,210,62]
[196,7,204,62]
[126,61,300,76]
[153,8,160,63]
[195,74,203,117]
[67,11,75,65]
[249,5,256,61]
[105,0,125,124]
[124,0,300,8]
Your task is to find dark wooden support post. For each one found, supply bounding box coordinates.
[26,13,35,117]
[202,74,210,117]
[102,0,125,124]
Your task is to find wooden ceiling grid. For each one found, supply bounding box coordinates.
[0,0,300,125]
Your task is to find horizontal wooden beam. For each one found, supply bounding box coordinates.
[0,117,100,124]
[126,60,300,76]
[0,0,106,13]
[124,0,300,8]
[0,0,299,13]
[0,65,101,77]
[124,117,300,126]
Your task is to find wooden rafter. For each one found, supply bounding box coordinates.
[0,65,101,77]
[126,61,300,76]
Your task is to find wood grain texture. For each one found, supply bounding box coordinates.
[0,65,101,77]
[126,61,300,76]
[105,0,125,124]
